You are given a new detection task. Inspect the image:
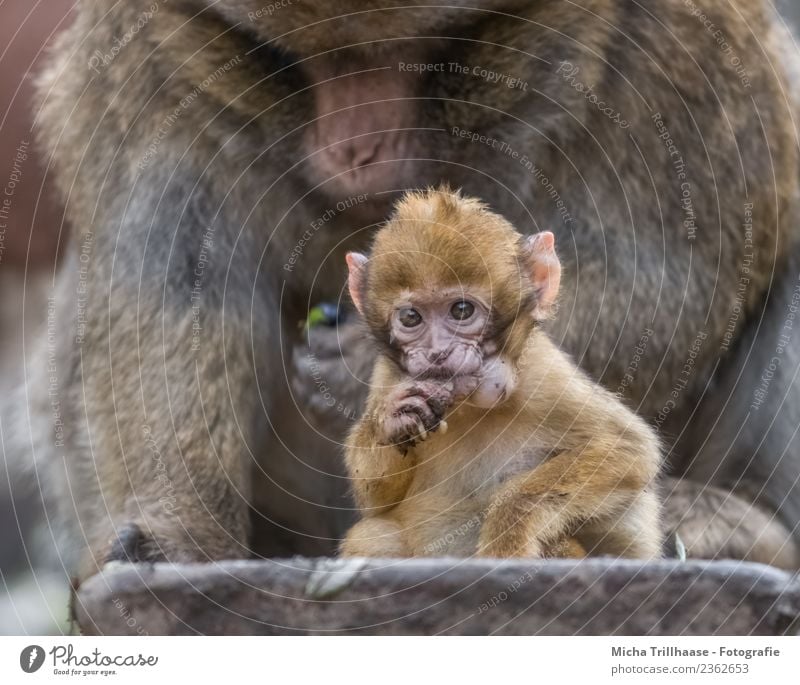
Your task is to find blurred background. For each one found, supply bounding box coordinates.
[786,1,800,31]
[0,0,74,635]
[0,0,799,635]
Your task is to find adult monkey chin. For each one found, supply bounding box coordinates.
[206,1,485,197]
[30,0,800,578]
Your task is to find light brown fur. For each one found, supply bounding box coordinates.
[341,190,662,559]
[355,189,543,363]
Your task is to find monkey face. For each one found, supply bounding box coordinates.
[346,189,562,399]
[304,64,419,196]
[207,1,529,195]
[390,289,491,380]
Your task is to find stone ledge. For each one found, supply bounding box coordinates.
[74,557,800,635]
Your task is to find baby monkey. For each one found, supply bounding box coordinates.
[341,188,662,559]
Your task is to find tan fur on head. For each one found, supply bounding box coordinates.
[348,186,557,360]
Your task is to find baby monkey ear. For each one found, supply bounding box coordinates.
[523,232,561,320]
[345,252,369,316]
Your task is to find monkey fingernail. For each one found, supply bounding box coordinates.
[427,398,446,416]
[438,420,448,435]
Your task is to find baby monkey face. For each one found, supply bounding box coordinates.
[390,288,492,379]
[346,189,561,404]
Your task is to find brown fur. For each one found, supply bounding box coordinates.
[24,0,800,577]
[360,188,538,363]
[341,191,663,559]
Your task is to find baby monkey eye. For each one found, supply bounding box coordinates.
[450,300,475,321]
[398,308,423,328]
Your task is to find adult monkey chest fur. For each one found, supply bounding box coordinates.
[32,0,800,576]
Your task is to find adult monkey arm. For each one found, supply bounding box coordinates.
[34,4,280,577]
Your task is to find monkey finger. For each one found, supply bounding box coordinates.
[409,381,455,411]
[403,401,442,434]
[425,394,450,419]
[397,396,438,425]
[383,411,427,447]
[406,406,442,439]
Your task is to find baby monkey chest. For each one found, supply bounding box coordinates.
[414,436,547,500]
[402,445,546,556]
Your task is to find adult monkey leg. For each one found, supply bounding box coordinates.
[33,2,298,579]
[662,480,800,570]
[68,207,270,580]
[667,249,800,571]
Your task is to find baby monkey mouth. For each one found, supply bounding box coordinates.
[412,353,516,409]
[412,362,481,396]
[417,367,465,381]
[408,359,483,385]
[411,368,481,408]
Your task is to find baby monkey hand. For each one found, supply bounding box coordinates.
[378,380,455,449]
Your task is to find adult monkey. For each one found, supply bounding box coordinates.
[30,0,800,577]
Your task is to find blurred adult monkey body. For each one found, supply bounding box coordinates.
[30,0,800,576]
